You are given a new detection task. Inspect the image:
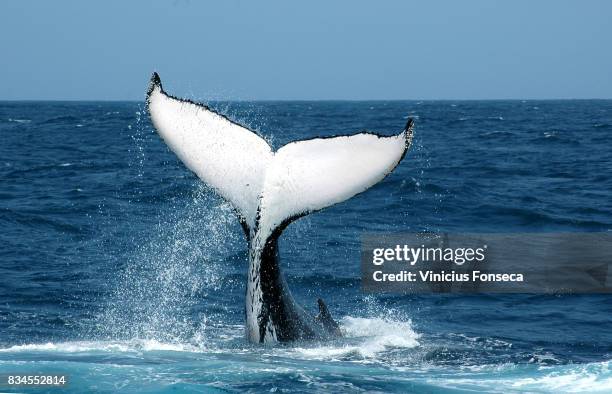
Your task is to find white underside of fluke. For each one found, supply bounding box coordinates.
[147,75,412,241]
[147,73,413,343]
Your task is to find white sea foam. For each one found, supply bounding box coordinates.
[1,335,610,393]
[405,361,612,393]
[0,339,205,354]
[0,316,418,361]
[293,316,420,360]
[512,361,612,393]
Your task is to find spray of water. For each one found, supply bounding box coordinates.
[95,185,242,346]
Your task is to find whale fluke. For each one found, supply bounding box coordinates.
[147,72,272,233]
[147,73,414,343]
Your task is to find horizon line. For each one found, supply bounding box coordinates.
[2,97,612,103]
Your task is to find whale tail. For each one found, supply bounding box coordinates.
[147,72,414,241]
[147,73,414,341]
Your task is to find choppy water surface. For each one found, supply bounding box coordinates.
[1,100,611,393]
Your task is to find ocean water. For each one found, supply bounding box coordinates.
[1,100,611,393]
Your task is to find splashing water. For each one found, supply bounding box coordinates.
[292,317,420,360]
[95,185,242,345]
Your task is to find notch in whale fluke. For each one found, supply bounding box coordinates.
[147,72,415,237]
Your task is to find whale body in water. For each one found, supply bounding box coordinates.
[146,73,414,343]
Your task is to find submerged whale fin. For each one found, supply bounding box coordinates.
[315,298,342,336]
[147,72,273,232]
[147,73,414,240]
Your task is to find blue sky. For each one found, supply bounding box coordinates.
[1,0,611,100]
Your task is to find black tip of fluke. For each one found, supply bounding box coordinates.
[151,72,161,86]
[146,72,162,99]
[404,118,415,132]
[402,117,415,151]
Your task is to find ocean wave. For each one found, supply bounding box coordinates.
[0,336,609,393]
[472,204,610,228]
[40,115,80,124]
[479,130,515,138]
[0,339,206,354]
[2,209,83,233]
[387,361,612,393]
[530,131,580,145]
[512,361,612,393]
[0,316,419,359]
[292,316,420,360]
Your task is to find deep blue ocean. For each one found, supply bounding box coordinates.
[1,100,611,393]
